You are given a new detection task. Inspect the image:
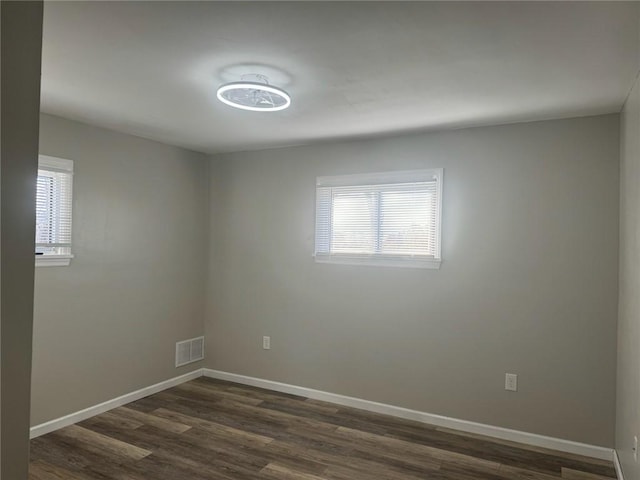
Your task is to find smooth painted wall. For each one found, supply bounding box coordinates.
[206,115,619,447]
[1,2,43,477]
[31,114,208,425]
[617,73,640,478]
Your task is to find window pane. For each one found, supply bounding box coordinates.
[331,191,377,254]
[35,174,55,246]
[35,166,73,254]
[315,169,442,268]
[379,188,436,256]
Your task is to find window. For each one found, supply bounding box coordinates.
[315,169,442,268]
[35,155,74,267]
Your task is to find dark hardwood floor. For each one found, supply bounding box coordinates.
[29,377,617,480]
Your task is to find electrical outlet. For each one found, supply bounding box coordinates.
[505,373,518,392]
[263,336,271,350]
[634,435,638,462]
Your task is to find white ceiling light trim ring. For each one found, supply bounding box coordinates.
[216,74,291,112]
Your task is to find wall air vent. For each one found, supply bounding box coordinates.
[175,336,205,367]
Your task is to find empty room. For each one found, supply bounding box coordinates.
[2,1,640,479]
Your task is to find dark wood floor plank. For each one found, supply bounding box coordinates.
[80,410,145,431]
[50,425,152,461]
[337,425,500,471]
[174,380,266,406]
[561,467,616,480]
[29,459,98,480]
[498,463,566,479]
[156,393,295,438]
[276,437,440,479]
[29,378,617,480]
[111,406,192,434]
[260,463,327,480]
[257,400,389,435]
[283,423,443,477]
[321,463,427,480]
[30,436,96,471]
[151,406,274,445]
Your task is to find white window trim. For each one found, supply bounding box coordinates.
[35,155,74,268]
[314,168,443,269]
[35,254,74,267]
[315,253,441,269]
[39,155,73,172]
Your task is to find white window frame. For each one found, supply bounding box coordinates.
[314,168,443,269]
[35,155,74,267]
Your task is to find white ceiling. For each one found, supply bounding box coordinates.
[41,1,639,154]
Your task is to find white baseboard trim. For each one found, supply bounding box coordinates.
[30,369,204,439]
[614,450,625,480]
[203,368,613,461]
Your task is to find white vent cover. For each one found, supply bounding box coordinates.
[191,337,204,362]
[175,336,205,367]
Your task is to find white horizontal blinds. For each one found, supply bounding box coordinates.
[331,187,378,254]
[378,182,437,257]
[315,169,442,263]
[315,186,332,255]
[324,182,437,257]
[35,157,73,255]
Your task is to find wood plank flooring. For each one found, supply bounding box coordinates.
[29,377,617,480]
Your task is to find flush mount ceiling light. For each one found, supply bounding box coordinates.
[216,74,291,112]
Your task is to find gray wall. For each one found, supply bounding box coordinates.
[1,2,43,478]
[31,114,208,425]
[206,115,619,447]
[617,72,640,478]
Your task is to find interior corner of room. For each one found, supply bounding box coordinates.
[3,1,640,479]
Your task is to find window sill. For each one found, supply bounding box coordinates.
[35,254,73,267]
[314,254,441,269]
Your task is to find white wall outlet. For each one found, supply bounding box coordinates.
[634,435,638,462]
[263,336,271,350]
[505,373,518,392]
